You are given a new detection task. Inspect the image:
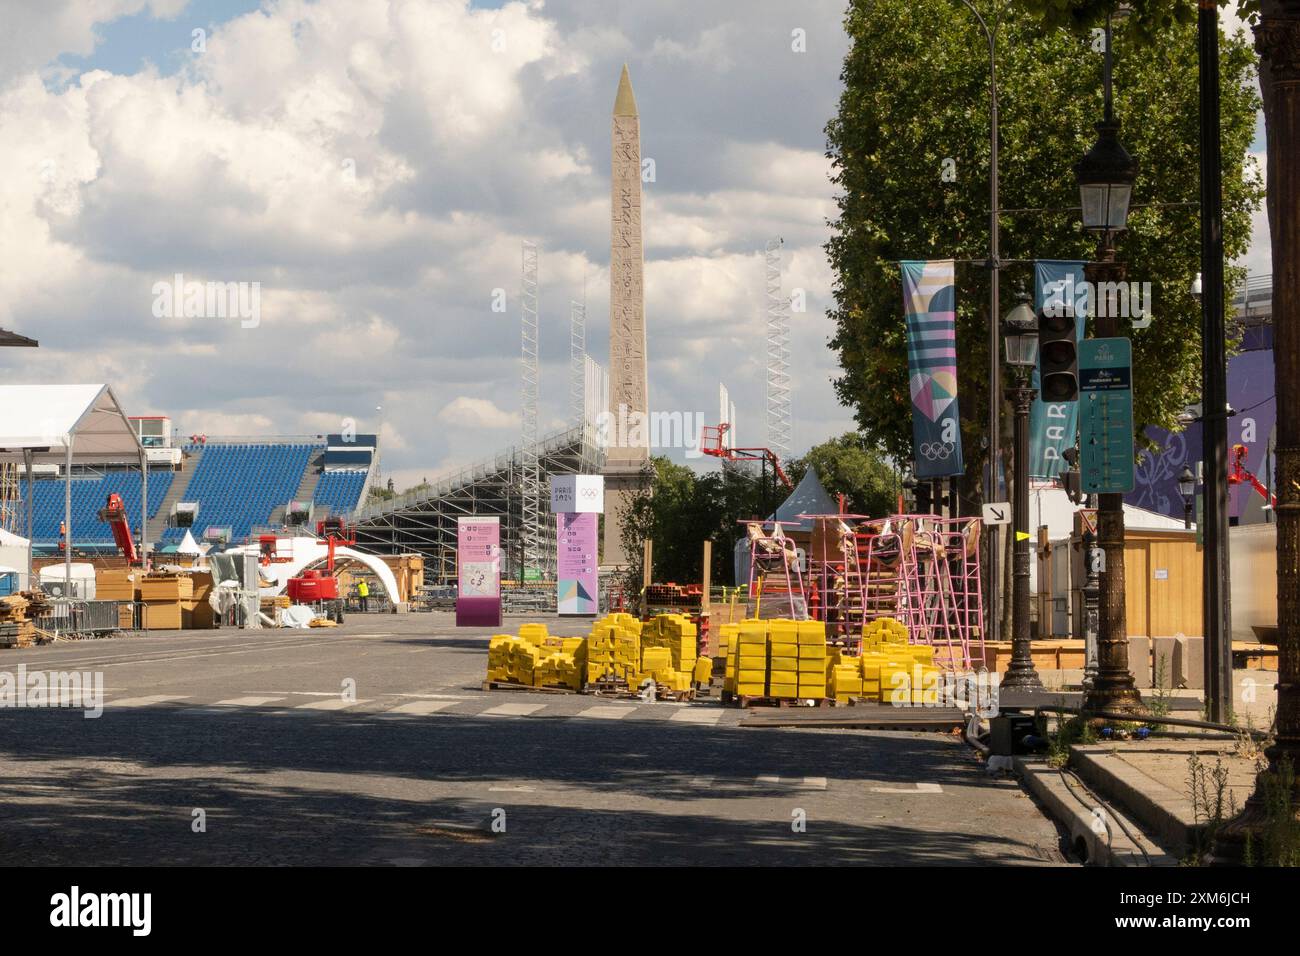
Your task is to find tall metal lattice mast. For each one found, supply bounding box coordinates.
[520,239,542,579]
[569,299,586,431]
[764,237,792,461]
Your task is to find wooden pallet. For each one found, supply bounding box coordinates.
[481,680,578,695]
[584,675,633,697]
[735,695,830,709]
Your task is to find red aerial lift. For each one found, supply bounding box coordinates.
[283,518,355,622]
[1228,443,1277,510]
[699,423,794,490]
[97,493,139,564]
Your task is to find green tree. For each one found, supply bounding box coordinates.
[786,434,901,517]
[825,0,1261,488]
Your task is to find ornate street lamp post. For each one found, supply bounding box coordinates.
[1000,294,1043,690]
[1077,10,1143,715]
[1178,465,1196,530]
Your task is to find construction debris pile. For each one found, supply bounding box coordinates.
[0,591,52,648]
[486,613,711,695]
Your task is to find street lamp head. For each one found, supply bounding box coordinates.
[1074,118,1138,238]
[1002,294,1039,369]
[1177,464,1196,500]
[1190,272,1203,300]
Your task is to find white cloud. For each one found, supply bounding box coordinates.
[437,396,519,429]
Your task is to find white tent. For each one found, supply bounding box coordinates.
[0,528,31,591]
[0,384,149,589]
[177,529,202,556]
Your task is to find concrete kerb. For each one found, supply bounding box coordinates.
[1068,744,1201,856]
[1013,755,1176,866]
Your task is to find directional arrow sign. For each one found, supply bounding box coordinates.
[982,502,1011,525]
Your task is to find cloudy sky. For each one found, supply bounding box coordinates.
[0,0,1269,491]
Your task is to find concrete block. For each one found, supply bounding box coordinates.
[1128,636,1152,688]
[1173,635,1204,690]
[1151,637,1178,691]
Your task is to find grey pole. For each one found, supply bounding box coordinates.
[64,439,73,593]
[140,451,149,570]
[958,0,1001,645]
[23,448,34,590]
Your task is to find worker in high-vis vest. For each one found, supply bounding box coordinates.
[357,578,370,612]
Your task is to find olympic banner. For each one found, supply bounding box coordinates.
[557,512,599,615]
[1029,260,1088,479]
[901,260,964,478]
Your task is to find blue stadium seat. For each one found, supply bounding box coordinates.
[20,470,174,546]
[313,470,367,518]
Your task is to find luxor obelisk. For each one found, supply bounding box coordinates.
[602,64,650,568]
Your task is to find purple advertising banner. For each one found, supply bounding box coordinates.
[557,511,598,615]
[456,516,501,627]
[1127,346,1276,524]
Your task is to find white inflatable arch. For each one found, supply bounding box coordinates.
[226,536,401,600]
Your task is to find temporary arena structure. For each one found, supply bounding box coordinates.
[0,384,149,590]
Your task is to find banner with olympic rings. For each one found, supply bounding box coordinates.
[900,259,964,479]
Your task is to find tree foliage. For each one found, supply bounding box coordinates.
[825,0,1261,485]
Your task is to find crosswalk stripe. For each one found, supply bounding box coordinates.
[576,705,634,720]
[109,695,190,708]
[212,696,285,707]
[755,775,828,790]
[668,709,723,724]
[481,703,546,718]
[293,698,367,711]
[381,700,456,717]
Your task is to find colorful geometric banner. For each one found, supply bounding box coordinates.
[901,260,964,478]
[1028,260,1088,479]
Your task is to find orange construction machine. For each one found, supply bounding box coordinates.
[97,493,139,564]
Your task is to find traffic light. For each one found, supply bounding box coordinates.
[1037,302,1079,402]
[1061,446,1083,504]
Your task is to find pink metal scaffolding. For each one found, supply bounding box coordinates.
[854,515,984,670]
[744,521,806,619]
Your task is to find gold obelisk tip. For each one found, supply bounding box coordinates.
[613,63,638,116]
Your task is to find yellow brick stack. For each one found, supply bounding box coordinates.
[734,620,768,697]
[716,623,739,661]
[486,634,541,685]
[859,618,943,704]
[766,619,799,698]
[796,620,827,699]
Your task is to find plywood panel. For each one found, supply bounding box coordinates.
[1148,539,1203,637]
[1124,540,1150,638]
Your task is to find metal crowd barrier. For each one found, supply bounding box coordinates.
[37,599,135,639]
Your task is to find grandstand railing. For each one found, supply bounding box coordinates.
[356,423,603,521]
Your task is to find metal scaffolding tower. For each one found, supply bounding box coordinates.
[569,299,586,430]
[520,240,543,579]
[764,238,791,461]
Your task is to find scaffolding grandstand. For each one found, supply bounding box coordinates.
[354,422,605,583]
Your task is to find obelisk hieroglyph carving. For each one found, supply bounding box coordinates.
[602,64,650,568]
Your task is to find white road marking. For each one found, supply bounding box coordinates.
[488,786,536,792]
[481,703,546,718]
[755,775,828,790]
[212,696,285,707]
[668,709,723,724]
[690,776,714,789]
[294,698,368,711]
[380,700,455,716]
[576,705,634,720]
[109,695,190,708]
[870,782,943,794]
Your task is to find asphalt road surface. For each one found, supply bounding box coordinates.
[0,614,1069,866]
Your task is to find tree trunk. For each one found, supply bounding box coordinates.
[1220,0,1300,860]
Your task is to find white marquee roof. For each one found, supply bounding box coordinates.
[0,384,143,464]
